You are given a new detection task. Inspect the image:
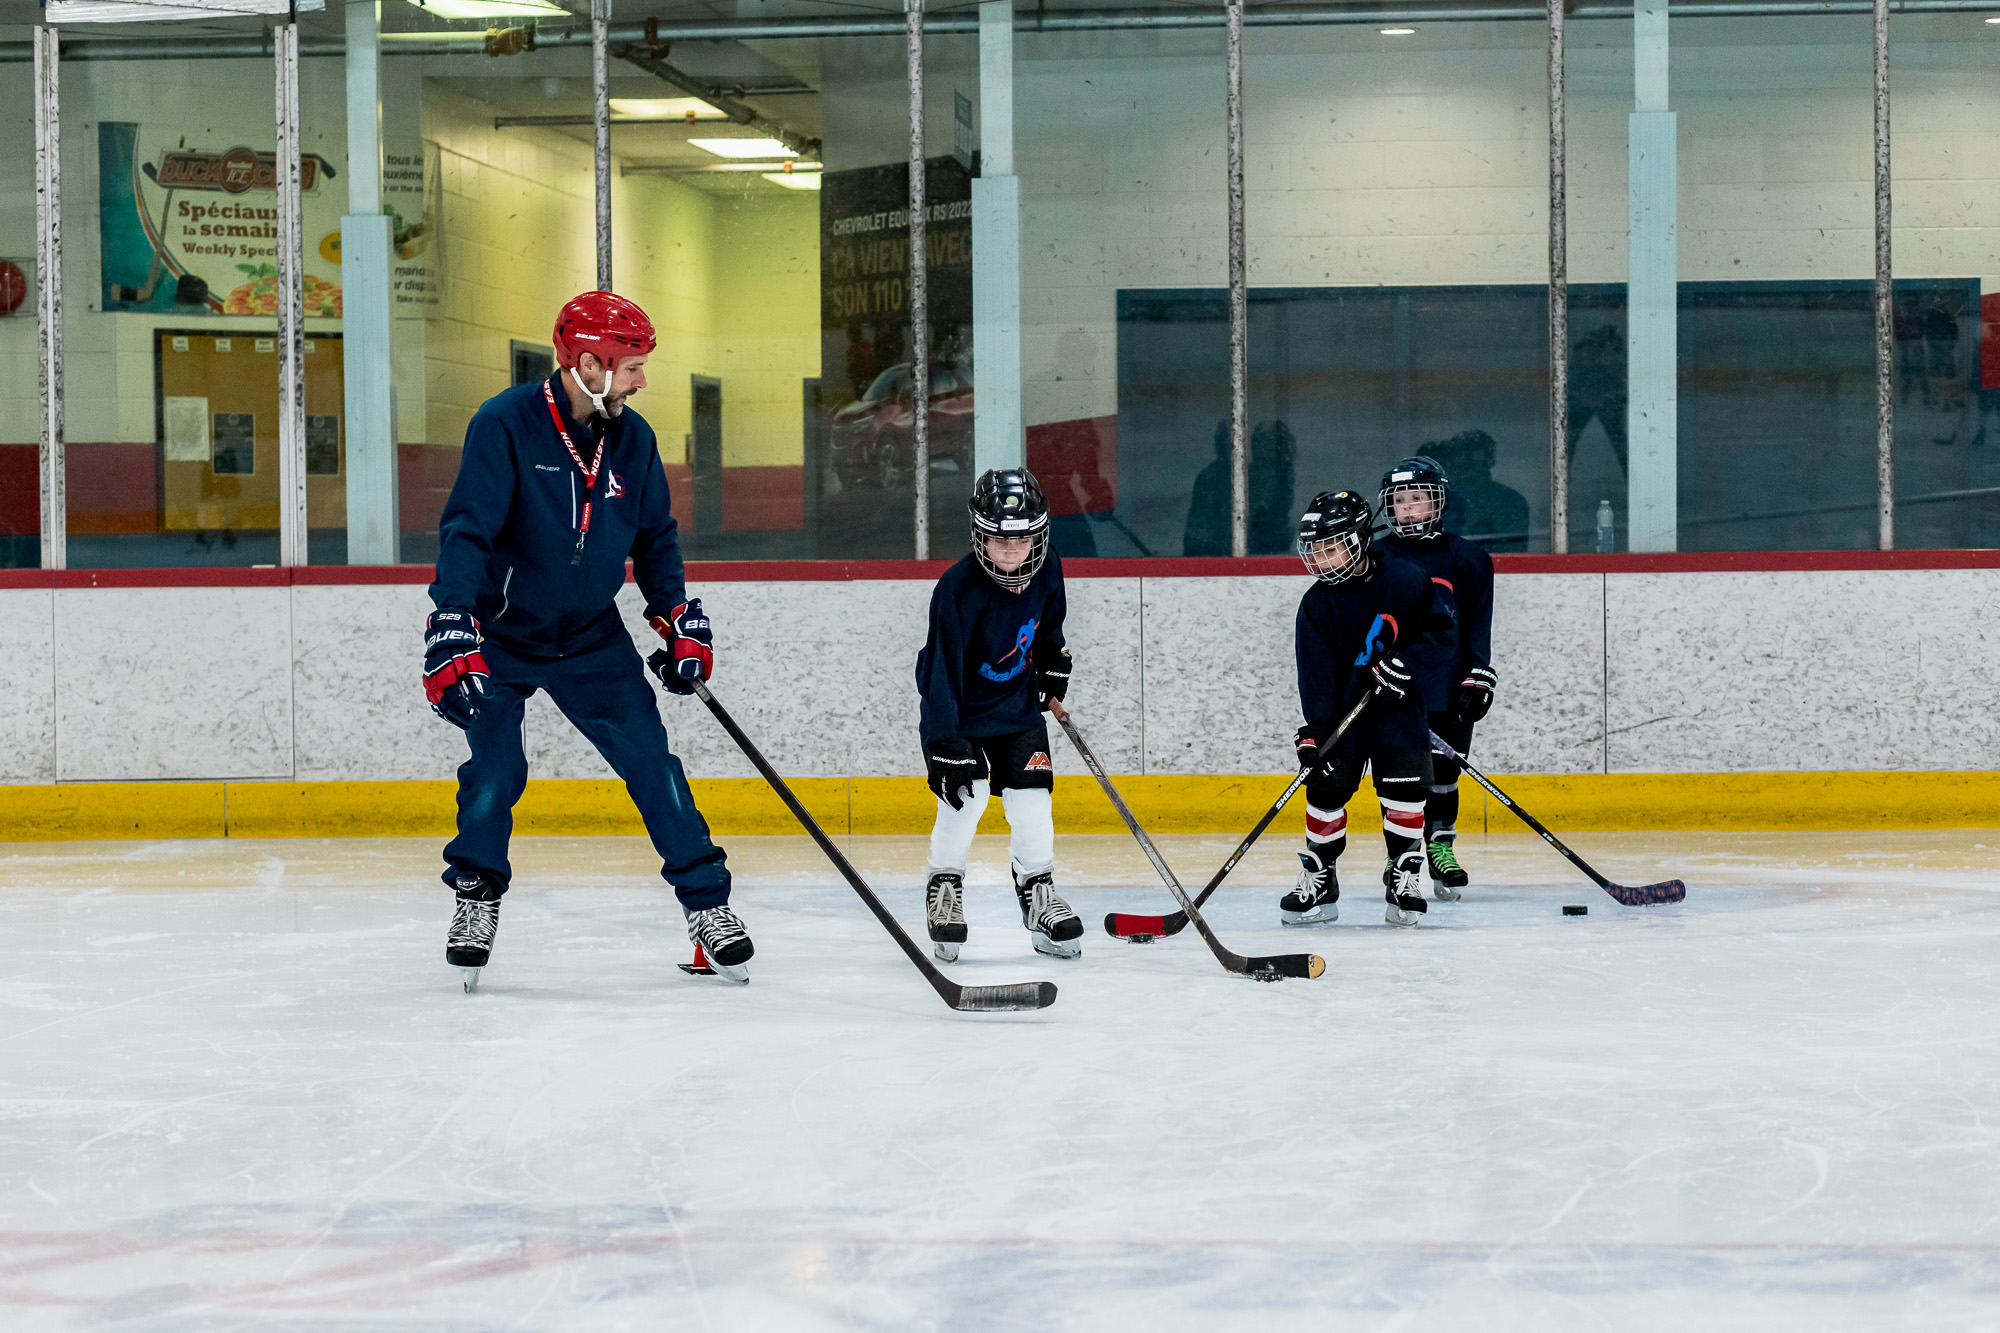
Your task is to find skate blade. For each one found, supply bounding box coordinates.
[1430,885,1462,902]
[1280,906,1339,926]
[933,941,962,963]
[1384,902,1427,927]
[1030,931,1081,959]
[460,967,483,993]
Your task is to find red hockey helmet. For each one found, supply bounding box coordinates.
[553,291,657,372]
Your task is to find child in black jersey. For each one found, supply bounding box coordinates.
[1283,490,1455,927]
[914,469,1083,961]
[1376,455,1498,899]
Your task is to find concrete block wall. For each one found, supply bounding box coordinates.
[4,566,1995,788]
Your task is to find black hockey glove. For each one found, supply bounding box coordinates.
[1371,655,1413,700]
[925,738,987,811]
[1037,646,1072,710]
[1295,723,1323,773]
[1454,665,1498,724]
[423,608,490,730]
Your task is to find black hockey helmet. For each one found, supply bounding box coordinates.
[1379,454,1449,538]
[1297,490,1376,586]
[969,467,1051,590]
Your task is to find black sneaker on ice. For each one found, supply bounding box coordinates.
[1013,869,1082,959]
[1279,848,1339,926]
[447,875,502,992]
[925,869,967,963]
[685,905,754,984]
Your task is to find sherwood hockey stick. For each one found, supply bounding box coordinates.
[1426,731,1685,907]
[1051,703,1323,981]
[684,672,1056,1012]
[1104,688,1375,941]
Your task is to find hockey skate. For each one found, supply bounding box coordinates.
[1383,852,1429,926]
[1279,848,1340,926]
[1426,838,1468,901]
[446,875,502,993]
[1013,868,1083,959]
[925,869,968,963]
[684,904,754,984]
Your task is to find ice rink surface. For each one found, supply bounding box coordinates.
[2,826,1998,1330]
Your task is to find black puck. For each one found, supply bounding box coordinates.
[1562,904,1588,916]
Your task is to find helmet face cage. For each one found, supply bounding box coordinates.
[969,469,1051,590]
[1378,456,1449,537]
[1296,490,1376,586]
[1299,528,1370,585]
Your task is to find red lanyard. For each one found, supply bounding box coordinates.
[542,381,606,565]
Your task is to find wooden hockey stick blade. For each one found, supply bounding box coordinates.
[949,981,1060,1011]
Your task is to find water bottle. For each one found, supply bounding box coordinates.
[1596,500,1615,553]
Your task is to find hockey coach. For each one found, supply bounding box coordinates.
[421,291,754,988]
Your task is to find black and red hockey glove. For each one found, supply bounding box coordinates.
[1294,723,1323,773]
[423,608,490,729]
[1454,665,1498,723]
[1371,655,1413,699]
[647,598,713,696]
[1037,646,1072,711]
[925,738,987,811]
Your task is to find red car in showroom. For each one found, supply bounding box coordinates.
[828,360,974,488]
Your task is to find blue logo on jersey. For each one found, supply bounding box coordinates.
[1354,614,1392,666]
[979,618,1039,683]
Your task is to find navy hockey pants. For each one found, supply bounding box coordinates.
[442,632,731,908]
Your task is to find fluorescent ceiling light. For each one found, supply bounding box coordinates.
[1379,26,1416,35]
[1988,14,2000,20]
[688,137,798,159]
[405,0,567,19]
[609,97,726,120]
[697,161,821,173]
[764,172,822,190]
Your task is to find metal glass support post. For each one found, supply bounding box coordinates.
[907,0,930,560]
[1626,0,1677,552]
[1873,0,1893,549]
[344,0,397,565]
[276,21,308,567]
[971,0,1023,474]
[593,0,612,290]
[33,25,63,572]
[1546,0,1568,554]
[1225,0,1248,558]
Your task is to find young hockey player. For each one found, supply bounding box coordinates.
[915,468,1081,961]
[1282,490,1455,927]
[424,291,751,988]
[1377,456,1498,900]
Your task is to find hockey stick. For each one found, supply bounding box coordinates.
[1426,731,1685,906]
[1104,688,1375,941]
[684,672,1056,1012]
[1051,702,1323,981]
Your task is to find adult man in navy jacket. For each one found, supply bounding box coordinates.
[422,291,752,988]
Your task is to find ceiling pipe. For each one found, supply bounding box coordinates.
[4,0,1995,61]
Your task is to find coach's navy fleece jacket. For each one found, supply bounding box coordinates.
[429,374,686,658]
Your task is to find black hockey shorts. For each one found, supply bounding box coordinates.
[1429,712,1473,789]
[968,721,1057,794]
[1305,696,1433,812]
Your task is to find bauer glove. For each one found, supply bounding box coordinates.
[925,738,987,811]
[423,608,491,730]
[1037,646,1072,710]
[646,598,713,695]
[1454,665,1497,724]
[1371,654,1413,700]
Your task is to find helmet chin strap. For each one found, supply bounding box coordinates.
[567,362,618,419]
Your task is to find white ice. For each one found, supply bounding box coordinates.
[3,828,1999,1330]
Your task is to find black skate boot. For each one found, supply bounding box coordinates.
[1426,836,1468,902]
[1383,851,1429,927]
[447,875,502,993]
[685,904,754,984]
[925,869,968,963]
[1014,868,1083,959]
[1279,848,1339,926]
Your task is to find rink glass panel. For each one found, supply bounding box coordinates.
[1,57,31,568]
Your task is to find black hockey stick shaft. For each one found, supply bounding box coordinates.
[1426,731,1685,907]
[1105,688,1373,939]
[687,676,1056,1010]
[1052,704,1322,980]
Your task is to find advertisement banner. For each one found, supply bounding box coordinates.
[98,121,344,317]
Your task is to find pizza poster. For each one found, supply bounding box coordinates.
[98,121,344,317]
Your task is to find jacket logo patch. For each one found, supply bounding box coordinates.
[978,618,1039,683]
[534,463,563,472]
[1025,751,1053,773]
[605,472,625,498]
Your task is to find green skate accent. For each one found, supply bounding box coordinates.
[1427,842,1464,876]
